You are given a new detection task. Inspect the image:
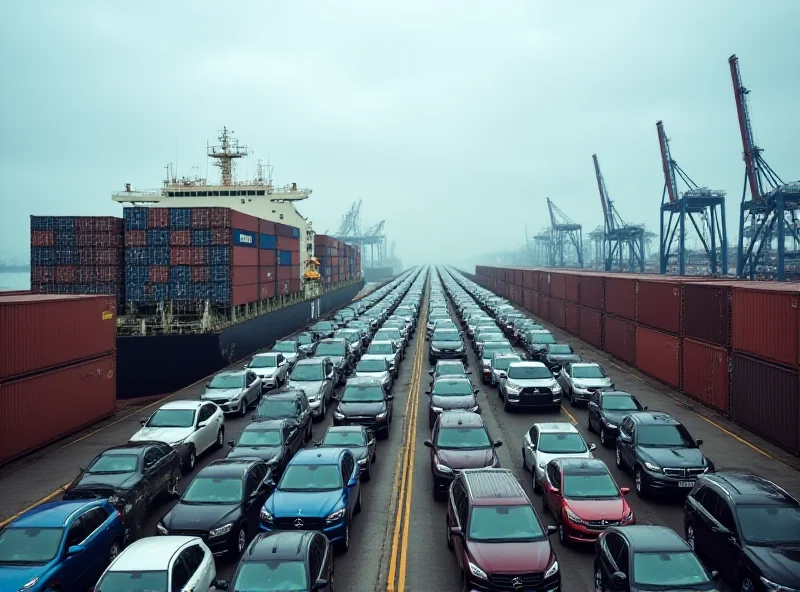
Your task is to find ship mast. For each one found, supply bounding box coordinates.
[207,127,248,186]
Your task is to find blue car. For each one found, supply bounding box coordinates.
[0,499,125,592]
[259,448,362,552]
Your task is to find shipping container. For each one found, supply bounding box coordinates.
[259,234,277,250]
[579,307,603,349]
[565,301,580,336]
[604,315,636,365]
[277,236,299,251]
[730,354,799,454]
[277,266,294,281]
[565,274,580,304]
[604,276,636,321]
[0,294,116,380]
[682,339,729,414]
[550,273,566,301]
[259,219,276,235]
[232,283,258,306]
[551,298,566,329]
[636,278,681,335]
[231,211,259,233]
[259,282,276,300]
[683,282,731,346]
[259,267,275,283]
[523,270,535,291]
[579,274,604,311]
[233,266,258,286]
[635,326,681,388]
[538,294,549,321]
[232,246,258,266]
[259,249,277,266]
[731,284,800,369]
[514,269,523,288]
[0,354,116,465]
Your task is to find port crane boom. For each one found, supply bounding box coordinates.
[546,198,584,268]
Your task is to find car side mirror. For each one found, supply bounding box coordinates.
[695,439,704,446]
[550,487,560,496]
[205,382,211,388]
[449,526,462,537]
[473,389,479,394]
[425,336,430,341]
[428,370,434,375]
[618,433,631,443]
[642,405,649,410]
[140,417,149,426]
[228,440,235,448]
[711,571,720,580]
[214,581,230,591]
[493,440,503,448]
[423,440,433,448]
[611,572,627,583]
[424,390,431,396]
[313,441,320,447]
[589,443,597,451]
[620,487,630,495]
[348,477,358,488]
[312,580,329,591]
[252,414,256,420]
[546,525,558,536]
[196,420,209,430]
[369,438,376,446]
[67,544,85,556]
[330,394,338,401]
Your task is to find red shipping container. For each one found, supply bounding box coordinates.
[259,219,276,235]
[149,266,169,283]
[260,282,276,299]
[170,247,192,266]
[604,276,636,320]
[550,273,566,300]
[523,270,534,290]
[683,282,731,347]
[0,294,116,379]
[566,301,580,336]
[277,236,298,251]
[565,274,580,304]
[635,325,681,388]
[277,266,294,281]
[233,266,259,286]
[289,279,301,294]
[604,315,636,365]
[170,230,191,246]
[539,294,550,321]
[551,298,566,328]
[232,283,258,306]
[55,266,77,283]
[231,211,259,233]
[514,269,523,288]
[528,291,540,315]
[124,230,146,247]
[31,230,55,247]
[0,354,116,465]
[190,247,208,266]
[731,353,799,454]
[190,208,211,229]
[579,274,604,311]
[682,339,729,414]
[636,278,681,335]
[31,266,54,284]
[74,267,95,283]
[77,232,122,248]
[259,267,275,282]
[232,246,258,266]
[147,208,169,228]
[212,228,232,245]
[191,266,209,283]
[732,284,800,368]
[579,307,603,349]
[291,267,301,280]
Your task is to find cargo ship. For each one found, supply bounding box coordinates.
[29,128,364,399]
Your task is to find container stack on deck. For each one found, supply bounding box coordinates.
[275,221,302,297]
[475,266,800,456]
[314,235,359,284]
[0,294,117,466]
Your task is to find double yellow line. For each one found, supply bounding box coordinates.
[387,289,428,592]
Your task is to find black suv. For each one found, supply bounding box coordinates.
[253,391,313,444]
[615,412,715,498]
[684,472,800,592]
[227,419,305,477]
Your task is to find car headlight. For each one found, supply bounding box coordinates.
[468,562,487,580]
[565,508,585,525]
[644,461,661,472]
[621,510,634,524]
[431,346,441,353]
[376,410,388,420]
[156,523,168,535]
[260,509,273,524]
[435,463,453,473]
[229,394,241,401]
[107,495,122,505]
[538,462,546,469]
[209,522,234,538]
[333,410,345,419]
[358,458,368,465]
[18,577,39,591]
[430,406,443,413]
[171,438,186,446]
[605,423,618,430]
[308,395,318,402]
[482,360,490,367]
[544,559,559,579]
[760,577,790,591]
[506,381,521,392]
[326,508,346,523]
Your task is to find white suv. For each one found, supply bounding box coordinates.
[130,400,225,472]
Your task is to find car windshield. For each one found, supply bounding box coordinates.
[291,364,324,381]
[315,342,345,356]
[436,364,465,377]
[148,409,195,428]
[88,454,138,474]
[602,394,640,411]
[737,504,800,545]
[493,356,521,371]
[482,334,506,342]
[538,433,587,454]
[433,330,459,341]
[637,424,695,447]
[341,385,384,403]
[0,527,64,564]
[97,570,168,592]
[548,345,573,355]
[436,427,491,450]
[368,343,393,354]
[232,561,308,591]
[182,477,243,504]
[530,333,556,344]
[340,332,361,343]
[322,431,366,447]
[297,334,313,345]
[208,374,244,389]
[482,346,512,359]
[272,341,297,353]
[507,365,551,379]
[356,359,386,372]
[563,472,619,498]
[572,365,606,378]
[257,400,297,419]
[312,322,333,331]
[238,429,283,447]
[468,506,543,542]
[633,552,711,588]
[250,356,278,368]
[280,464,342,492]
[376,330,400,339]
[432,381,473,396]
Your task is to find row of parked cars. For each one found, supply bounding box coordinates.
[0,269,427,592]
[423,267,800,592]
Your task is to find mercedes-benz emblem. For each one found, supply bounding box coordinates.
[294,518,304,528]
[601,519,608,525]
[511,576,524,590]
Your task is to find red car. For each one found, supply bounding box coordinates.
[542,457,634,546]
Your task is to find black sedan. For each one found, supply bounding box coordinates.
[587,391,647,446]
[541,343,581,374]
[63,441,181,540]
[158,458,274,558]
[227,419,305,477]
[253,390,313,444]
[331,377,393,438]
[315,425,377,481]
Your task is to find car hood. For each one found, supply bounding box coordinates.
[528,343,549,350]
[338,402,386,416]
[565,497,627,521]
[363,354,395,364]
[283,353,299,362]
[431,394,476,409]
[354,371,390,382]
[268,490,344,518]
[468,540,552,574]
[547,353,581,363]
[599,410,629,426]
[0,564,51,591]
[746,545,800,588]
[508,378,556,388]
[163,502,241,532]
[639,446,708,468]
[201,388,241,399]
[536,450,594,467]
[130,426,194,444]
[71,471,139,492]
[436,448,494,470]
[572,377,613,389]
[288,380,324,395]
[432,340,463,350]
[228,446,283,462]
[251,369,277,378]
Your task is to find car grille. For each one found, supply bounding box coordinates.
[274,517,326,530]
[519,387,552,405]
[585,519,620,530]
[490,572,544,587]
[168,529,208,539]
[346,416,377,425]
[663,467,706,477]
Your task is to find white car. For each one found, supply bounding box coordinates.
[200,370,262,416]
[522,422,596,493]
[490,352,522,387]
[557,362,614,406]
[95,535,216,592]
[131,400,225,472]
[246,352,290,390]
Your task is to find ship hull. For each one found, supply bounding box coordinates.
[116,281,364,399]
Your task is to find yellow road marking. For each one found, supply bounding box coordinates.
[560,405,578,425]
[0,485,70,528]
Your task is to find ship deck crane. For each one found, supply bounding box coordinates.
[592,154,645,272]
[730,55,800,280]
[657,120,728,276]
[546,198,584,268]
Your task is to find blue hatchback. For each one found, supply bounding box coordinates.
[0,499,125,592]
[260,448,362,552]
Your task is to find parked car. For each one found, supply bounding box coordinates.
[287,358,335,419]
[587,390,647,446]
[489,352,522,387]
[353,357,394,391]
[558,362,614,406]
[296,331,318,355]
[428,359,470,387]
[253,391,313,443]
[477,341,514,383]
[312,338,354,385]
[310,321,336,339]
[523,422,596,493]
[425,378,480,429]
[315,425,377,482]
[246,352,291,391]
[541,343,582,374]
[428,327,467,364]
[335,328,365,359]
[375,327,407,353]
[270,339,305,366]
[201,370,263,416]
[332,377,394,438]
[499,361,563,412]
[227,419,304,477]
[362,340,401,377]
[523,330,556,360]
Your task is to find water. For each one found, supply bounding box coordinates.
[0,271,31,291]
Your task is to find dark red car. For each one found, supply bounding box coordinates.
[542,457,634,546]
[446,468,560,591]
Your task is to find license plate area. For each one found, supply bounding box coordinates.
[678,481,695,488]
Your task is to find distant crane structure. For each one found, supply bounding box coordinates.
[730,55,800,280]
[546,198,584,268]
[333,200,388,269]
[533,228,552,267]
[656,120,728,276]
[592,154,645,272]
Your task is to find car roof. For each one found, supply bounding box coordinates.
[243,419,286,431]
[265,391,303,401]
[703,472,799,506]
[509,361,547,369]
[294,358,323,366]
[434,378,471,385]
[614,525,690,552]
[318,338,346,344]
[324,425,365,435]
[246,531,315,561]
[292,448,348,465]
[462,469,528,505]
[629,412,680,425]
[493,352,521,359]
[11,500,106,528]
[253,352,281,358]
[159,399,203,410]
[109,536,199,571]
[439,412,484,428]
[557,458,609,474]
[100,442,151,455]
[436,360,465,367]
[201,458,257,477]
[369,340,395,346]
[535,422,580,434]
[570,362,599,367]
[217,369,247,377]
[345,376,384,386]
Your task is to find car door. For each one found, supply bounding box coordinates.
[243,465,263,535]
[543,462,561,515]
[598,532,626,590]
[343,454,358,515]
[523,425,539,469]
[454,483,470,571]
[711,497,741,583]
[142,446,165,505]
[80,506,112,582]
[193,404,212,454]
[245,372,259,406]
[169,551,192,592]
[588,391,601,430]
[617,417,636,467]
[61,514,91,587]
[559,363,573,392]
[366,429,376,460]
[202,403,221,453]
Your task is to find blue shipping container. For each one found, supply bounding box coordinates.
[192,229,212,246]
[147,229,170,246]
[31,247,55,266]
[259,233,277,250]
[170,266,191,283]
[211,266,230,282]
[169,208,191,229]
[192,282,211,299]
[54,217,76,233]
[212,281,231,304]
[54,249,80,265]
[126,266,150,283]
[54,233,76,247]
[30,216,54,231]
[169,283,192,300]
[124,207,148,230]
[278,251,293,266]
[232,228,257,248]
[291,227,300,239]
[125,248,148,266]
[149,247,170,266]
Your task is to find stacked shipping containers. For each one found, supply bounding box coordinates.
[275,221,302,297]
[314,235,359,284]
[0,294,117,465]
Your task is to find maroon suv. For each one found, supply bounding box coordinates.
[446,468,561,591]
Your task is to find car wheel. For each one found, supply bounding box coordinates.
[615,445,624,469]
[461,570,470,592]
[184,446,196,474]
[521,448,527,471]
[741,577,756,592]
[233,526,247,558]
[600,426,609,447]
[337,521,350,553]
[558,521,568,547]
[372,448,377,464]
[167,469,181,497]
[446,516,454,550]
[533,473,542,494]
[240,399,248,417]
[685,523,696,550]
[361,462,371,482]
[594,561,606,592]
[108,538,122,564]
[634,467,648,498]
[305,422,312,443]
[541,491,548,511]
[587,412,594,433]
[355,489,362,513]
[568,390,574,406]
[216,428,225,449]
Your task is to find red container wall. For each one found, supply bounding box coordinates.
[565,301,580,336]
[604,315,636,365]
[259,282,276,300]
[528,292,539,315]
[0,355,116,465]
[148,208,169,228]
[732,286,799,368]
[191,267,209,282]
[232,283,258,306]
[277,266,294,281]
[125,230,146,247]
[289,279,301,294]
[523,270,534,290]
[170,230,191,246]
[579,275,604,311]
[231,211,259,233]
[0,294,116,379]
[636,279,681,335]
[259,219,276,235]
[550,273,566,301]
[731,354,799,454]
[538,294,550,321]
[259,267,276,283]
[149,266,169,283]
[233,266,258,286]
[540,273,551,296]
[682,339,729,414]
[232,246,259,266]
[579,307,603,349]
[260,250,276,266]
[514,269,523,288]
[277,236,299,251]
[683,283,731,347]
[551,298,566,329]
[565,274,580,304]
[635,326,681,388]
[604,277,636,320]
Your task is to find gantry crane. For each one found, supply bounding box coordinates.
[533,228,552,267]
[332,200,389,272]
[730,55,800,280]
[546,198,584,268]
[592,154,645,272]
[656,120,728,276]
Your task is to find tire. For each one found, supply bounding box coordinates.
[240,399,248,417]
[558,521,568,547]
[600,426,609,448]
[587,412,594,433]
[741,576,756,592]
[184,446,196,474]
[361,462,371,482]
[305,422,312,443]
[533,473,542,494]
[167,469,181,498]
[568,390,575,406]
[634,467,648,498]
[371,449,377,464]
[594,561,606,592]
[503,397,512,413]
[337,521,350,553]
[355,489,362,513]
[615,445,624,470]
[215,428,225,450]
[685,522,696,550]
[108,538,122,565]
[521,448,527,471]
[461,570,470,592]
[232,526,247,559]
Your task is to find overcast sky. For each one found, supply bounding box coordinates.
[1,1,798,269]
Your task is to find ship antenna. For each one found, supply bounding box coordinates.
[207,126,248,187]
